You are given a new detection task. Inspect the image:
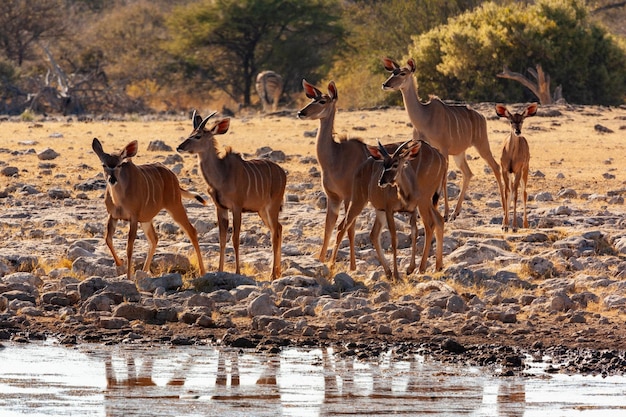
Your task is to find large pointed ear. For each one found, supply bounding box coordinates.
[121,140,138,159]
[401,141,422,160]
[327,81,338,101]
[302,79,321,99]
[495,103,510,118]
[92,138,104,157]
[211,118,230,135]
[367,145,385,160]
[525,102,539,117]
[382,57,399,72]
[407,58,416,73]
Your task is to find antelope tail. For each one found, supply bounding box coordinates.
[180,188,207,205]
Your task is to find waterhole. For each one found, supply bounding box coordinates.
[1,340,625,416]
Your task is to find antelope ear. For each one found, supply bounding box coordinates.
[525,102,539,117]
[122,140,138,159]
[328,81,338,101]
[212,118,230,135]
[367,145,385,160]
[404,142,422,159]
[407,58,417,73]
[92,138,104,157]
[495,104,509,118]
[382,57,399,72]
[302,79,321,99]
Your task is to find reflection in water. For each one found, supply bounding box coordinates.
[1,341,626,417]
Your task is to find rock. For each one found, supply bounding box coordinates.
[37,148,60,160]
[137,273,183,293]
[522,256,554,278]
[248,293,277,317]
[3,272,43,288]
[99,316,130,329]
[113,302,156,321]
[48,188,71,199]
[333,273,356,292]
[446,295,467,313]
[146,140,172,152]
[1,166,18,177]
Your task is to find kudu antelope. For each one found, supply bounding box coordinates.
[331,139,446,279]
[255,71,283,113]
[297,79,402,269]
[92,138,206,279]
[495,102,538,232]
[382,58,505,221]
[177,111,286,279]
[373,140,446,273]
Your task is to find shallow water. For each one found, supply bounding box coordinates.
[1,341,626,417]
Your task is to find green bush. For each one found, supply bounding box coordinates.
[406,0,626,105]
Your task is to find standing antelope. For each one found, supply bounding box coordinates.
[297,79,400,269]
[382,58,505,221]
[330,139,446,279]
[177,111,286,279]
[92,138,206,280]
[255,71,283,113]
[372,140,446,274]
[495,102,538,232]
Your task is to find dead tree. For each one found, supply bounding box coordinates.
[497,64,563,105]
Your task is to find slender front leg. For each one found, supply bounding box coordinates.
[216,208,229,272]
[140,221,158,273]
[231,208,243,274]
[450,153,474,221]
[406,211,418,275]
[385,210,400,281]
[126,220,139,279]
[320,197,341,262]
[105,216,123,266]
[371,211,392,279]
[502,171,511,232]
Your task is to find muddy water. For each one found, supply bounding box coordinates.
[1,341,626,417]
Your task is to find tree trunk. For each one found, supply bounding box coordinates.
[497,64,554,105]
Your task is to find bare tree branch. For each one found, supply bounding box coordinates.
[497,64,554,105]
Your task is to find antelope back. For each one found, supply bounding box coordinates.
[255,71,283,105]
[92,138,138,185]
[296,79,337,120]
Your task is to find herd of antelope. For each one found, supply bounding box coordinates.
[93,59,538,281]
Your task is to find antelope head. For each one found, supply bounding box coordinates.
[92,138,138,186]
[495,103,538,137]
[296,79,338,120]
[382,57,417,91]
[177,110,228,154]
[368,139,421,188]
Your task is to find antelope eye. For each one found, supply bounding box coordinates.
[318,99,327,105]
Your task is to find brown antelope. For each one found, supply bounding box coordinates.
[382,58,505,221]
[372,140,446,273]
[92,138,206,280]
[331,139,446,279]
[297,79,402,269]
[255,71,283,113]
[177,111,286,279]
[495,102,538,232]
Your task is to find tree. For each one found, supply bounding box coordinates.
[165,0,346,107]
[332,0,485,109]
[0,0,68,66]
[406,0,626,105]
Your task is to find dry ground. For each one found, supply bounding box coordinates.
[1,102,626,359]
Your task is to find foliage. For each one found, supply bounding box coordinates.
[0,0,68,66]
[406,0,626,105]
[164,0,346,108]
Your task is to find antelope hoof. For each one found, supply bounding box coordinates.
[406,264,416,275]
